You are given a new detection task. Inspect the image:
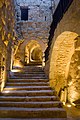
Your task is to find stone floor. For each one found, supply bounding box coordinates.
[64,104,80,120]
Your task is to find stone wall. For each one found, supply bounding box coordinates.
[0,0,16,91]
[15,0,53,40]
[13,0,60,65]
[45,0,80,104]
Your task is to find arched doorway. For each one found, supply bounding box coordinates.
[13,37,47,67]
[49,31,80,104]
[25,40,43,65]
[31,47,42,63]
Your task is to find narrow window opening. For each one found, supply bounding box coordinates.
[45,16,46,21]
[20,7,28,21]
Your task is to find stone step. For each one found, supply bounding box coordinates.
[0,96,59,102]
[0,118,68,120]
[0,65,67,119]
[22,70,44,72]
[9,78,48,80]
[6,82,49,86]
[8,79,49,83]
[13,72,45,74]
[4,86,51,91]
[12,74,47,77]
[0,107,67,118]
[21,68,43,71]
[1,90,56,96]
[0,101,63,108]
[23,66,43,70]
[10,76,48,79]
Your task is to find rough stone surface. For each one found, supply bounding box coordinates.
[0,66,67,118]
[45,0,80,104]
[14,0,60,65]
[0,0,16,91]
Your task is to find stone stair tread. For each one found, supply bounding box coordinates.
[0,101,62,104]
[10,77,48,79]
[6,82,49,86]
[4,86,51,91]
[0,96,57,98]
[2,90,53,93]
[9,78,48,79]
[13,73,45,74]
[4,86,51,89]
[15,74,46,76]
[0,118,68,120]
[1,90,56,96]
[4,86,51,88]
[0,96,59,102]
[9,77,48,79]
[7,82,48,85]
[0,101,62,108]
[0,107,67,118]
[13,75,47,77]
[0,107,65,111]
[0,66,66,118]
[9,78,48,80]
[4,86,51,90]
[8,80,49,82]
[10,73,46,75]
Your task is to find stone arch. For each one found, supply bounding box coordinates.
[14,39,47,67]
[49,31,79,103]
[21,39,47,52]
[25,40,43,65]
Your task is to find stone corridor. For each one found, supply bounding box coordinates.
[0,0,80,119]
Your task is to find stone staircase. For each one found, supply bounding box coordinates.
[0,65,67,119]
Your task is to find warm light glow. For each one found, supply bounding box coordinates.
[68,81,73,86]
[1,82,5,92]
[3,91,10,93]
[13,60,23,68]
[63,102,66,105]
[11,69,21,72]
[4,41,8,46]
[63,102,72,107]
[66,104,72,108]
[64,103,72,108]
[72,103,76,106]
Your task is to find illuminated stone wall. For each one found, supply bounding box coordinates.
[13,0,60,65]
[0,0,16,91]
[45,0,80,104]
[68,36,80,103]
[15,0,53,41]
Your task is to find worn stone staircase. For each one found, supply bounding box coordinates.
[0,65,67,119]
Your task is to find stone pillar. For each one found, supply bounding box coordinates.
[6,41,12,80]
[10,48,14,70]
[42,52,45,68]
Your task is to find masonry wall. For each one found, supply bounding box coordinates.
[0,0,16,91]
[45,0,80,104]
[14,0,60,65]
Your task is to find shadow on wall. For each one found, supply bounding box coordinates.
[49,31,80,105]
